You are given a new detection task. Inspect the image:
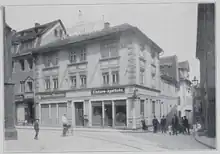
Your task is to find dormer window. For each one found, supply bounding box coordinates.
[59,30,63,37]
[54,29,58,37]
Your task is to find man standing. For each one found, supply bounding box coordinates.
[62,114,68,136]
[160,116,167,133]
[171,114,179,135]
[152,116,159,133]
[34,119,39,140]
[183,116,190,135]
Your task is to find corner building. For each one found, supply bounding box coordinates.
[33,23,164,129]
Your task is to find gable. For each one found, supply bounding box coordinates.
[23,76,34,83]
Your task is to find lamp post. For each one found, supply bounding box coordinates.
[192,76,199,125]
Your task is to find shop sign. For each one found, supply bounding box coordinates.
[91,87,125,95]
[15,95,24,102]
[41,93,66,99]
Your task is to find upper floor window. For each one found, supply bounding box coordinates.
[27,58,33,70]
[112,71,119,84]
[45,77,50,90]
[53,77,59,89]
[54,29,58,37]
[101,41,118,58]
[70,76,77,88]
[19,59,25,71]
[152,100,155,115]
[20,81,25,92]
[80,75,87,88]
[53,52,59,66]
[12,61,15,72]
[45,55,51,67]
[70,51,77,63]
[80,48,87,61]
[140,69,145,84]
[102,72,109,85]
[26,81,33,92]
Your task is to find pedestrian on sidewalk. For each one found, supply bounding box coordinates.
[62,114,68,136]
[33,119,39,140]
[168,124,172,135]
[152,116,159,133]
[183,116,190,135]
[171,114,179,135]
[160,115,166,133]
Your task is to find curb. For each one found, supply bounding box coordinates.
[193,133,216,149]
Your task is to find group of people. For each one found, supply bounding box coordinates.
[151,114,190,135]
[33,114,72,140]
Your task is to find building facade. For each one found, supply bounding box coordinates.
[11,20,67,125]
[196,3,215,137]
[31,23,167,129]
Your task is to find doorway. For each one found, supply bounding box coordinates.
[104,101,113,127]
[75,102,84,126]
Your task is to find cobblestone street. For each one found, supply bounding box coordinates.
[4,129,165,152]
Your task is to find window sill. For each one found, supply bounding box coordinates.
[99,56,120,62]
[68,61,88,67]
[43,66,59,71]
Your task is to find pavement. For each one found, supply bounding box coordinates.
[194,132,216,149]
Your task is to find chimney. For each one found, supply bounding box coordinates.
[35,23,40,27]
[104,22,110,29]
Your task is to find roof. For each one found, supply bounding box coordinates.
[178,61,190,72]
[160,55,179,82]
[13,23,163,57]
[12,19,66,44]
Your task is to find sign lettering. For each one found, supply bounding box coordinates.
[91,88,125,95]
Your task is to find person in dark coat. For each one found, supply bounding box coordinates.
[183,116,190,135]
[171,114,179,135]
[160,115,167,133]
[34,119,39,140]
[152,116,159,133]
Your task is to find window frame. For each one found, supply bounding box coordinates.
[20,81,25,93]
[53,77,59,89]
[70,75,77,88]
[102,72,110,85]
[45,77,51,90]
[80,48,87,61]
[112,71,119,84]
[70,51,77,63]
[80,75,87,88]
[140,69,145,84]
[27,81,33,92]
[19,59,25,71]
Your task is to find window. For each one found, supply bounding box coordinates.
[80,48,87,61]
[19,59,25,71]
[140,69,144,84]
[53,77,59,89]
[80,75,87,87]
[45,55,51,67]
[27,81,33,92]
[140,100,144,115]
[152,100,155,115]
[45,77,50,90]
[27,58,33,70]
[102,72,109,85]
[70,51,77,63]
[54,52,59,65]
[54,29,58,37]
[20,81,25,92]
[70,76,77,88]
[101,41,118,58]
[12,61,15,72]
[112,71,119,84]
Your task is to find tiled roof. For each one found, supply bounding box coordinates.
[178,60,190,72]
[160,55,179,82]
[13,23,163,57]
[12,19,66,44]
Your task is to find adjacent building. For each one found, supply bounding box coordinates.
[196,3,215,137]
[11,20,67,125]
[160,55,193,124]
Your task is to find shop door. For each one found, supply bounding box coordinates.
[58,103,67,126]
[104,101,113,127]
[51,104,57,126]
[75,102,84,126]
[92,101,102,126]
[41,104,49,125]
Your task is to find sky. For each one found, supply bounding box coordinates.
[5,3,200,81]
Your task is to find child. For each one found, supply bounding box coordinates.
[168,124,172,135]
[34,119,39,140]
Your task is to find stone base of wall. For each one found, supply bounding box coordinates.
[5,128,18,140]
